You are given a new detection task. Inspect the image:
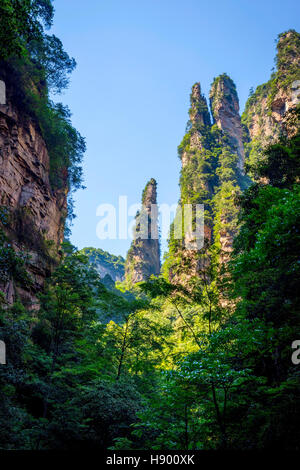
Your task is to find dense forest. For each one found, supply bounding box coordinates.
[0,0,299,451]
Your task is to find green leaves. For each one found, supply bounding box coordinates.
[0,0,83,208]
[250,107,300,187]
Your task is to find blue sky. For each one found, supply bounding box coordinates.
[50,0,300,258]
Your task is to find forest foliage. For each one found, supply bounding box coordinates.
[0,2,299,451]
[0,0,84,229]
[1,115,299,449]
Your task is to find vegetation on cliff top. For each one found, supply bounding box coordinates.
[0,0,84,218]
[243,30,300,116]
[242,29,300,173]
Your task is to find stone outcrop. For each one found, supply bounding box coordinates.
[210,74,245,171]
[181,83,211,168]
[181,82,214,246]
[242,30,300,162]
[189,82,211,128]
[165,30,300,283]
[165,83,217,282]
[0,90,67,308]
[209,75,247,262]
[125,178,160,284]
[165,77,248,282]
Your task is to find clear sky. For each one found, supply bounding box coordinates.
[50,0,300,259]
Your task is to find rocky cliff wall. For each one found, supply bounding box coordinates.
[165,77,244,282]
[242,30,300,169]
[0,85,67,308]
[165,30,300,282]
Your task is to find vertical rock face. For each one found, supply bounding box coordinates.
[165,77,245,282]
[165,83,217,282]
[181,83,211,168]
[242,30,300,168]
[180,82,214,245]
[185,83,213,259]
[165,30,300,284]
[125,178,160,284]
[0,95,67,307]
[189,83,211,128]
[209,75,247,261]
[210,74,245,171]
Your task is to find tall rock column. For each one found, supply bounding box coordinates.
[165,77,247,281]
[209,74,245,172]
[164,83,216,282]
[164,30,300,285]
[125,178,160,284]
[181,82,211,167]
[209,75,246,264]
[181,83,213,253]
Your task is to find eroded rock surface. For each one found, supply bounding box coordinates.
[0,100,67,307]
[210,74,245,171]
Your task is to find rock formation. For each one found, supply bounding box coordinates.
[165,83,214,281]
[0,81,67,308]
[209,75,249,263]
[181,82,211,168]
[242,30,300,169]
[165,77,244,281]
[125,178,160,284]
[210,74,245,172]
[1,28,298,302]
[165,30,300,283]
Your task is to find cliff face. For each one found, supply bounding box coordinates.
[209,75,247,263]
[165,30,300,282]
[181,83,211,168]
[167,83,214,281]
[125,178,160,284]
[165,77,244,281]
[180,81,214,238]
[0,86,67,308]
[242,30,300,169]
[210,74,245,172]
[81,247,125,282]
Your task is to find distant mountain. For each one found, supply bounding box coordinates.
[80,247,125,282]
